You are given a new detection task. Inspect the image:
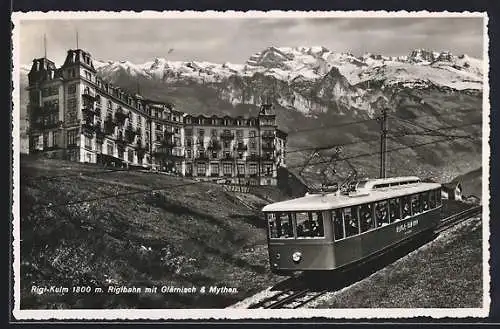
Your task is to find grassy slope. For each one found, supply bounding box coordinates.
[312,216,483,308]
[20,156,285,309]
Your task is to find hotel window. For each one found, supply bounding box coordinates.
[85,71,92,81]
[223,163,233,175]
[107,142,114,156]
[95,142,102,153]
[42,88,49,97]
[186,138,192,148]
[67,129,78,146]
[117,147,124,159]
[264,164,273,176]
[249,130,256,137]
[52,131,59,148]
[238,152,243,159]
[198,129,205,136]
[223,141,230,149]
[128,150,134,163]
[43,133,49,148]
[249,164,258,175]
[156,124,161,131]
[250,140,256,149]
[212,151,218,159]
[187,150,192,158]
[237,164,245,175]
[107,100,112,109]
[68,84,77,94]
[211,129,217,137]
[185,128,192,136]
[175,137,181,146]
[175,127,180,134]
[211,163,219,175]
[236,130,243,140]
[197,163,207,176]
[84,136,92,149]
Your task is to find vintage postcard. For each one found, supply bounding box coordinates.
[11,10,490,321]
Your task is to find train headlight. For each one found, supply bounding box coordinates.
[275,252,281,260]
[292,251,302,263]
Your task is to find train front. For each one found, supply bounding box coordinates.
[262,196,335,276]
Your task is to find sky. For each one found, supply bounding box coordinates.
[17,15,485,66]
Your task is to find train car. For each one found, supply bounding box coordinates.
[262,176,442,275]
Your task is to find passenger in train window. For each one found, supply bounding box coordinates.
[375,200,390,227]
[296,212,324,238]
[344,207,359,237]
[275,213,294,238]
[411,194,421,215]
[360,203,374,233]
[312,212,324,237]
[268,213,278,238]
[402,196,411,218]
[389,198,401,222]
[421,192,430,211]
[332,209,344,240]
[429,190,437,208]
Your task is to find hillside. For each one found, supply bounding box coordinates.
[20,155,288,309]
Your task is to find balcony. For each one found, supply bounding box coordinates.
[81,121,96,135]
[246,154,260,162]
[160,139,176,149]
[221,153,234,161]
[114,108,129,125]
[262,143,275,151]
[261,154,275,162]
[195,153,209,161]
[95,125,105,143]
[31,120,63,130]
[104,119,116,135]
[125,126,136,144]
[82,89,97,100]
[220,131,235,140]
[236,142,247,151]
[261,131,275,139]
[116,132,127,147]
[207,140,222,151]
[82,106,100,117]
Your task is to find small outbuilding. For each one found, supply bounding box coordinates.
[442,181,463,201]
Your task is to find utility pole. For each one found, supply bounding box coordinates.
[379,108,388,179]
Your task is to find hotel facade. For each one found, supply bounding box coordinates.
[26,48,287,185]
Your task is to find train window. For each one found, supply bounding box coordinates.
[360,203,374,233]
[411,194,421,215]
[436,189,442,206]
[421,192,430,211]
[401,196,411,219]
[343,207,359,237]
[332,209,344,240]
[429,190,437,208]
[389,198,401,222]
[296,212,324,238]
[268,212,294,239]
[375,200,390,227]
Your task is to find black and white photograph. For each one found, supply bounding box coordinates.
[11,10,490,320]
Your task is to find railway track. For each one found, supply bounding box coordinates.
[248,288,327,309]
[248,204,482,309]
[437,205,482,234]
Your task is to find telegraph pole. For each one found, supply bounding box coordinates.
[379,108,388,179]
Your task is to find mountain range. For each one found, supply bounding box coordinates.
[19,46,484,184]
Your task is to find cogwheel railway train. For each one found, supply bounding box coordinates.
[262,176,442,275]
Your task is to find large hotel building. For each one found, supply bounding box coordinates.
[27,48,287,185]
